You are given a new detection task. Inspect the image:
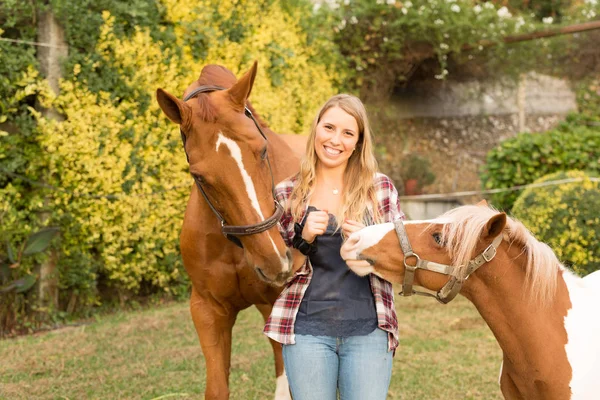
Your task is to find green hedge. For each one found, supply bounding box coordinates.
[480,126,600,210]
[512,170,600,276]
[0,0,339,327]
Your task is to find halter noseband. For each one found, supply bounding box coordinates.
[392,220,502,304]
[180,85,283,249]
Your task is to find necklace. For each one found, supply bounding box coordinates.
[332,188,339,195]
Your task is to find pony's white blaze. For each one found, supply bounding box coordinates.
[563,270,600,398]
[274,372,291,400]
[216,133,283,260]
[347,222,395,255]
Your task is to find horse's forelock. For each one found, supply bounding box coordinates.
[439,205,560,306]
[439,205,500,277]
[194,93,218,123]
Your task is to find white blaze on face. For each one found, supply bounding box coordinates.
[216,133,284,262]
[562,270,600,398]
[341,218,448,265]
[347,222,395,256]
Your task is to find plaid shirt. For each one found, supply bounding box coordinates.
[263,172,405,352]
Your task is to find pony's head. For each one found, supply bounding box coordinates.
[341,203,561,305]
[156,62,292,285]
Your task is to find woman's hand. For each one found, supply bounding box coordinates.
[342,219,365,238]
[302,210,329,243]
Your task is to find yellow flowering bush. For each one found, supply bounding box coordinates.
[512,170,600,276]
[26,0,338,311]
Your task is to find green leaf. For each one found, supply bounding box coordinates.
[6,241,16,263]
[23,227,60,256]
[0,274,37,293]
[0,261,10,280]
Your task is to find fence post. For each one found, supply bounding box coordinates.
[35,10,68,311]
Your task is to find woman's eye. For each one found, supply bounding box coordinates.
[324,125,333,130]
[344,131,354,136]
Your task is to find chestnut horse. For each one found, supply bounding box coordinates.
[340,203,600,400]
[157,63,302,399]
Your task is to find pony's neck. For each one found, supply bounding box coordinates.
[461,243,572,400]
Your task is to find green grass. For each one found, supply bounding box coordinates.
[0,295,502,399]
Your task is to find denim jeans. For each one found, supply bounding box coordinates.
[282,328,393,400]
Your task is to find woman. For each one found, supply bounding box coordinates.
[264,94,404,400]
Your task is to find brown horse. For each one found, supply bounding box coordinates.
[340,203,600,400]
[157,62,303,399]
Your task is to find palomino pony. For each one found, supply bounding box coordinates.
[157,62,302,400]
[340,203,600,400]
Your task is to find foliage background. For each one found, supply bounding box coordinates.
[0,0,339,331]
[1,0,600,330]
[512,170,600,276]
[480,125,600,211]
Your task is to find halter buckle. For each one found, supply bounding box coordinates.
[482,244,497,262]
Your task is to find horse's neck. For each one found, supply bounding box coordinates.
[263,128,301,182]
[461,248,572,399]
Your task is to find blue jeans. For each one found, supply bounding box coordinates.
[282,328,393,400]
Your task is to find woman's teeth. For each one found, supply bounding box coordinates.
[324,146,342,156]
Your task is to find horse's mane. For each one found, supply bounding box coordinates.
[187,65,268,128]
[438,205,563,306]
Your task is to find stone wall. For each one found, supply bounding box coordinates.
[369,73,577,203]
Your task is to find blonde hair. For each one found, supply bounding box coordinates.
[290,94,380,227]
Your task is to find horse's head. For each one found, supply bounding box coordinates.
[156,62,292,285]
[340,205,507,299]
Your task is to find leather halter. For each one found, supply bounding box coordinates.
[393,220,502,304]
[180,85,283,249]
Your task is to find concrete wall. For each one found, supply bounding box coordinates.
[370,73,576,203]
[389,72,576,119]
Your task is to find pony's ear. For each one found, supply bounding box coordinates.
[476,199,489,207]
[228,61,258,110]
[157,88,190,125]
[484,213,506,239]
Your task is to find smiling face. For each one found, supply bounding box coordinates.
[314,106,360,171]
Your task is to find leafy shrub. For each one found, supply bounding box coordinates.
[1,0,340,317]
[399,154,435,193]
[512,170,600,276]
[480,126,600,210]
[0,224,59,336]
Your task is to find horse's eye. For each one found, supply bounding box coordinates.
[260,146,268,160]
[432,232,443,246]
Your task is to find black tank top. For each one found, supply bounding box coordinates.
[294,206,378,337]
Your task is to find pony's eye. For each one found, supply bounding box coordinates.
[432,232,443,246]
[260,146,268,160]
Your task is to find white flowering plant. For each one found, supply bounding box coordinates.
[326,0,600,95]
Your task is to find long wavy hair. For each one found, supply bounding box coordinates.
[289,94,380,228]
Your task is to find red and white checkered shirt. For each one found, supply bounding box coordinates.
[263,172,405,352]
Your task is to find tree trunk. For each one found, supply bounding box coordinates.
[35,10,68,311]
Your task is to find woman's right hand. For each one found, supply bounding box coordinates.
[302,210,329,243]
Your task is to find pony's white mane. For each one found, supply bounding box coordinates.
[437,205,563,306]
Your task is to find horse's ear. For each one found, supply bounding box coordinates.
[484,213,506,239]
[157,88,190,125]
[228,61,258,110]
[476,199,489,207]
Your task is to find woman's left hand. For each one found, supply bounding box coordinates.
[342,219,365,238]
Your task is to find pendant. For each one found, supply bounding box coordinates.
[332,188,339,195]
